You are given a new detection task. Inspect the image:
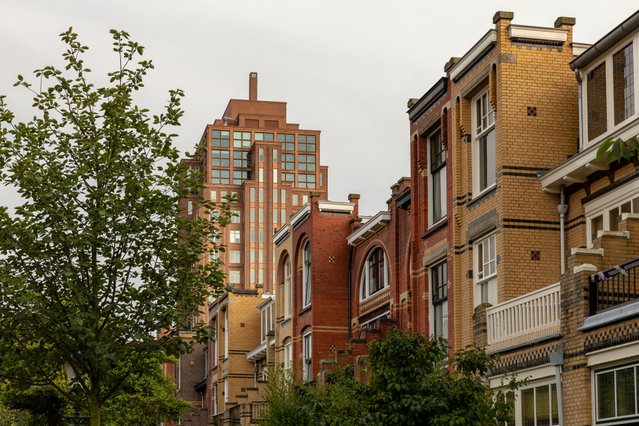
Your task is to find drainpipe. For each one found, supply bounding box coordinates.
[549,343,564,425]
[576,70,583,151]
[347,245,354,341]
[557,186,568,275]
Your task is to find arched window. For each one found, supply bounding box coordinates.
[302,241,312,307]
[284,256,292,317]
[360,247,389,300]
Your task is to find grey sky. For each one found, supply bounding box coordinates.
[1,0,637,215]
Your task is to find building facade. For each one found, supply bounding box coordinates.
[174,73,329,424]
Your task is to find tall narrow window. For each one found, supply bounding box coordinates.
[472,90,495,195]
[283,338,293,370]
[474,233,497,306]
[429,128,447,223]
[431,260,448,340]
[302,241,312,307]
[613,42,635,125]
[587,63,608,141]
[302,330,312,382]
[223,310,229,359]
[284,256,292,317]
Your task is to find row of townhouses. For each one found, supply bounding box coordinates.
[168,9,639,426]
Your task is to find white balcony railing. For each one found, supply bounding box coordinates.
[486,282,560,352]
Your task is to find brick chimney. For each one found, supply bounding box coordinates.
[249,72,258,101]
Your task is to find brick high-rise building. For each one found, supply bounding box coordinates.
[172,73,329,425]
[201,72,328,295]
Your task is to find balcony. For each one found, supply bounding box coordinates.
[589,257,639,314]
[582,257,639,330]
[486,282,561,352]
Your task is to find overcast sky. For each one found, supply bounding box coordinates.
[1,1,637,215]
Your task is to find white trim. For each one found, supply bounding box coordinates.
[580,33,639,150]
[588,341,639,367]
[584,181,639,246]
[473,232,498,307]
[509,25,568,43]
[317,201,354,213]
[273,224,290,245]
[489,364,554,388]
[290,204,311,228]
[347,211,391,245]
[449,30,496,81]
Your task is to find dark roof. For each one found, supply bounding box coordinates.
[571,10,639,70]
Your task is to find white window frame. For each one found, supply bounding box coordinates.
[212,316,218,367]
[430,260,448,340]
[360,247,390,301]
[473,233,497,307]
[427,127,447,226]
[223,310,229,359]
[229,230,241,244]
[593,361,639,424]
[471,89,496,197]
[585,181,639,247]
[284,256,292,318]
[223,379,228,403]
[302,330,312,382]
[514,379,560,426]
[212,382,218,415]
[582,34,639,148]
[302,241,312,308]
[283,338,293,370]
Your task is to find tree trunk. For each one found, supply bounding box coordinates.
[89,395,101,426]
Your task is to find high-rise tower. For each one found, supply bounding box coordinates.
[173,73,329,423]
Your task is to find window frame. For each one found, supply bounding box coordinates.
[473,232,497,307]
[582,34,639,148]
[302,241,312,308]
[593,361,639,424]
[471,89,496,197]
[428,127,447,225]
[515,379,560,426]
[283,255,292,319]
[302,330,312,382]
[360,247,390,301]
[283,338,293,370]
[430,260,448,340]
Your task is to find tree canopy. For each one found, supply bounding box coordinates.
[0,29,229,425]
[263,329,518,426]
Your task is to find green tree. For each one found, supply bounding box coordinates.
[0,29,230,425]
[596,135,639,163]
[263,329,518,426]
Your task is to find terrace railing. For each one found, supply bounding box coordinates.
[486,282,561,352]
[589,257,639,315]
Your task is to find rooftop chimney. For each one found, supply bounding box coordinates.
[249,72,258,101]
